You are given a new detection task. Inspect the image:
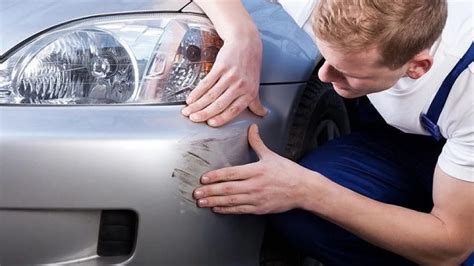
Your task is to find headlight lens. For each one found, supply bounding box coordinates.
[0,14,222,104]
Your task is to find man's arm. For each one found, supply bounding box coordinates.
[194,125,474,264]
[182,0,267,127]
[303,165,474,265]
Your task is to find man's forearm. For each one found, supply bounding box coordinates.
[193,0,258,41]
[300,168,472,265]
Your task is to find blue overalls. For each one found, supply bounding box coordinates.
[270,42,474,266]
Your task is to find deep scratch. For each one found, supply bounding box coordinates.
[186,151,210,165]
[172,168,193,179]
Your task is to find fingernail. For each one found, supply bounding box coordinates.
[198,199,207,206]
[182,108,190,116]
[207,119,217,127]
[201,176,210,183]
[186,97,194,104]
[194,190,203,198]
[190,114,200,121]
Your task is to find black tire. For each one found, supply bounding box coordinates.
[285,74,350,161]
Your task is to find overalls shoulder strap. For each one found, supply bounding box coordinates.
[420,42,474,141]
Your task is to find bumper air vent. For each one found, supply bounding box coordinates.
[97,210,138,256]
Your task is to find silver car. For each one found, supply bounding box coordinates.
[0,0,349,265]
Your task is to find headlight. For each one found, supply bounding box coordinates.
[0,14,222,104]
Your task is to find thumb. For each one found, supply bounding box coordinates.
[248,124,272,159]
[248,97,268,117]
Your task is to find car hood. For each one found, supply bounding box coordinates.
[0,0,192,58]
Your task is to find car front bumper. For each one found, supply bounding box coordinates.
[0,83,305,265]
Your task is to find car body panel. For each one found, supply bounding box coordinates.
[0,0,318,265]
[0,82,308,265]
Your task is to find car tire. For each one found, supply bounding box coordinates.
[285,73,350,161]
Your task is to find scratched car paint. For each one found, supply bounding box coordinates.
[0,0,322,265]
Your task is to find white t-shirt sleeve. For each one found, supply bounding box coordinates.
[277,0,318,27]
[439,138,474,182]
[437,69,474,182]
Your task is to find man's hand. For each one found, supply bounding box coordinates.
[182,40,266,127]
[193,124,308,214]
[182,0,267,128]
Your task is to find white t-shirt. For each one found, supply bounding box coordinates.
[277,0,317,27]
[277,0,318,40]
[368,0,474,182]
[280,0,474,182]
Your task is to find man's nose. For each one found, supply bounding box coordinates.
[318,61,341,83]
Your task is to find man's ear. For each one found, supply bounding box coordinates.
[405,49,433,79]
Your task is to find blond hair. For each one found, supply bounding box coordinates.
[313,0,447,69]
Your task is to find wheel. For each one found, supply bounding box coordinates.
[285,73,350,161]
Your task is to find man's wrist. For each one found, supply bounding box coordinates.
[216,17,259,41]
[297,169,331,214]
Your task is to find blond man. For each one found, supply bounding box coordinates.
[194,0,474,264]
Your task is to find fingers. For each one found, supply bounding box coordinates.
[195,192,261,215]
[183,77,258,126]
[194,180,254,200]
[186,65,222,105]
[206,94,267,127]
[212,205,258,215]
[182,77,228,120]
[247,124,272,159]
[248,97,267,117]
[206,95,250,127]
[184,93,267,127]
[194,164,259,199]
[200,163,258,185]
[196,193,251,208]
